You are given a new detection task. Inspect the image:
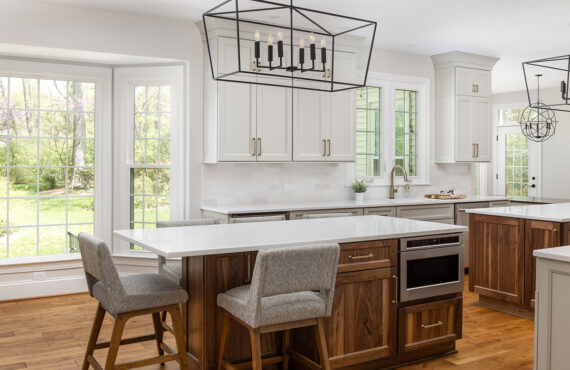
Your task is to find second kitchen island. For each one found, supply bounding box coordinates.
[114,215,467,369]
[467,203,570,318]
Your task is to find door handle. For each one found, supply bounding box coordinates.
[252,138,257,157]
[530,184,536,188]
[392,275,398,304]
[322,139,326,156]
[421,321,443,329]
[327,139,331,156]
[257,138,261,157]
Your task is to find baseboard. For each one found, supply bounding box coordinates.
[0,275,88,301]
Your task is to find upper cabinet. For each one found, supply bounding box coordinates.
[431,52,499,163]
[204,34,356,163]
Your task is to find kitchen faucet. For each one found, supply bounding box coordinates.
[389,165,410,199]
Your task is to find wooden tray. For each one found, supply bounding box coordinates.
[424,194,467,200]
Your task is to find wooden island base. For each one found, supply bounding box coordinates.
[182,239,463,370]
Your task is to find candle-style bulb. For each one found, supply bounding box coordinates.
[310,33,315,44]
[277,31,283,41]
[254,30,260,41]
[268,34,273,45]
[321,39,326,48]
[299,38,305,48]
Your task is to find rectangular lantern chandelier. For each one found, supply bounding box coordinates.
[523,55,570,113]
[203,0,377,92]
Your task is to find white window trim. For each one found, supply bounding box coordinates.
[0,58,113,263]
[347,72,430,186]
[113,66,186,257]
[492,102,542,196]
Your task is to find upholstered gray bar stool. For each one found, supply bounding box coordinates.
[229,215,286,223]
[301,212,353,219]
[78,233,189,370]
[156,218,220,284]
[217,243,340,370]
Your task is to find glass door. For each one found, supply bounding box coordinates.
[497,126,540,197]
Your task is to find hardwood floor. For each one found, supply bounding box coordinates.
[0,274,534,369]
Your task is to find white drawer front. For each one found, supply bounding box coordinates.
[363,207,396,217]
[289,208,364,219]
[489,201,510,207]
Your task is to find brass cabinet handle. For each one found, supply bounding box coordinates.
[327,139,331,156]
[472,84,479,93]
[322,139,326,156]
[421,321,443,329]
[476,143,479,158]
[258,138,261,157]
[472,143,475,158]
[348,253,374,260]
[327,68,331,79]
[252,138,257,157]
[553,229,558,232]
[392,275,398,304]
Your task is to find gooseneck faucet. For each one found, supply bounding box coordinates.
[389,165,409,199]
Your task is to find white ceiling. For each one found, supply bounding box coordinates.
[25,0,570,93]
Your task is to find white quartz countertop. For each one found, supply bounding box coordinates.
[534,246,570,263]
[466,203,570,222]
[201,195,510,215]
[113,215,467,258]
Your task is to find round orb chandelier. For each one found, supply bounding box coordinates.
[519,74,557,142]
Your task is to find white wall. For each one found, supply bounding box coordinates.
[494,87,570,199]
[203,48,476,207]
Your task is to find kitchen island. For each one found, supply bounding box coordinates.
[115,215,467,369]
[467,203,570,318]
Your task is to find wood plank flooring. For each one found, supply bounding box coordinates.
[0,275,534,369]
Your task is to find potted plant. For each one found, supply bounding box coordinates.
[352,179,368,202]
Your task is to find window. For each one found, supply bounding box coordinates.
[350,74,429,185]
[356,87,381,177]
[394,89,417,176]
[0,61,111,260]
[504,133,529,196]
[114,66,185,255]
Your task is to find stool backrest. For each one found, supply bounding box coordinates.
[78,233,122,298]
[249,244,340,318]
[229,215,285,223]
[156,219,220,266]
[301,213,353,219]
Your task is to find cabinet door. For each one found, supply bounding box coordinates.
[293,88,326,161]
[256,80,292,162]
[473,97,491,162]
[469,214,525,304]
[524,220,561,307]
[472,69,492,97]
[455,67,474,96]
[455,96,475,161]
[325,267,397,368]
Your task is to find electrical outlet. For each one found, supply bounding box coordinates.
[33,271,47,280]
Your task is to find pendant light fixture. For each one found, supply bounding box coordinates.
[519,74,557,142]
[523,54,570,113]
[202,0,377,92]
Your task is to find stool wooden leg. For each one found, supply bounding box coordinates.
[169,304,189,369]
[83,304,105,370]
[249,327,262,370]
[218,312,232,370]
[315,318,330,370]
[151,312,165,361]
[282,329,291,370]
[104,314,128,370]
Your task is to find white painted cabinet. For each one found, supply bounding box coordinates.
[432,52,499,163]
[256,79,292,162]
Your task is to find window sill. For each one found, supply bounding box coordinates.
[0,254,82,267]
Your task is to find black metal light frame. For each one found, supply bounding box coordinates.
[202,0,377,92]
[523,55,570,112]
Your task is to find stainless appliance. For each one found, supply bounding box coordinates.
[399,233,464,302]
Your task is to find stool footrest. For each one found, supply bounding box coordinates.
[94,333,157,350]
[222,355,284,370]
[290,350,322,370]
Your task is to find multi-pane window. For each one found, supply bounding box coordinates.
[499,108,524,125]
[0,77,95,258]
[394,89,417,176]
[505,133,529,196]
[355,87,381,177]
[130,85,172,249]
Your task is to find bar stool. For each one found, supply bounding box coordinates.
[216,243,340,370]
[301,212,353,219]
[78,233,189,370]
[229,215,286,223]
[155,218,220,338]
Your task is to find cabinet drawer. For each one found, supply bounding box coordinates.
[489,200,510,207]
[398,297,462,353]
[338,239,397,273]
[364,207,396,217]
[396,204,454,221]
[289,208,364,219]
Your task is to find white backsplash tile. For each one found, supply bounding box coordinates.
[202,162,475,207]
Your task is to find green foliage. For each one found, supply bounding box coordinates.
[40,169,59,190]
[352,179,368,193]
